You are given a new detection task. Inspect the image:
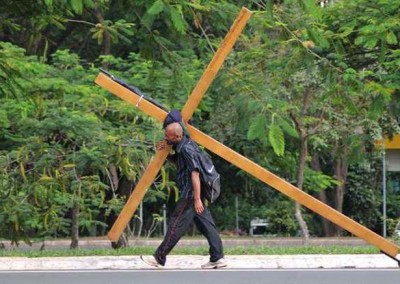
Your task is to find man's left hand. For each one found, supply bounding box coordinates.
[194,198,204,214]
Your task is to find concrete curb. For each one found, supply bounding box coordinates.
[1,254,399,270]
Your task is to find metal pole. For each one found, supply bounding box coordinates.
[383,149,387,238]
[235,196,239,234]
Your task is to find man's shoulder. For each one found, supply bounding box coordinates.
[182,139,200,155]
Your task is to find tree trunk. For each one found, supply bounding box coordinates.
[334,154,348,214]
[332,146,349,236]
[290,88,313,243]
[108,164,119,197]
[311,153,335,236]
[107,165,130,248]
[295,136,310,242]
[70,198,79,249]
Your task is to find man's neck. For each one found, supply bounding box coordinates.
[175,136,188,153]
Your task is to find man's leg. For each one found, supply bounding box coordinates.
[154,198,194,265]
[194,207,224,262]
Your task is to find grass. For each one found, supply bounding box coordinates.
[0,245,380,258]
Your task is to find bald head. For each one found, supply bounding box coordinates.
[164,122,183,145]
[166,122,183,136]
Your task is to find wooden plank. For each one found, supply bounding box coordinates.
[181,7,252,121]
[107,149,171,241]
[97,7,252,242]
[95,73,400,258]
[187,125,400,258]
[96,73,169,241]
[95,73,167,123]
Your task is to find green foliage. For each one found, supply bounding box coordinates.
[268,122,285,157]
[0,44,166,243]
[343,167,382,231]
[247,114,267,141]
[0,42,25,98]
[1,0,400,243]
[90,20,135,45]
[303,167,339,193]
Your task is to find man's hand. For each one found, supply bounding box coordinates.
[191,171,204,214]
[156,140,167,151]
[194,198,204,214]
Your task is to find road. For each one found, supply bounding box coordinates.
[1,269,399,284]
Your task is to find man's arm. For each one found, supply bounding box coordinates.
[192,171,204,214]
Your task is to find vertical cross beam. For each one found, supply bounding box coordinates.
[101,7,252,242]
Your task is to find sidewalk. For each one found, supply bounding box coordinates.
[1,255,399,270]
[1,237,399,270]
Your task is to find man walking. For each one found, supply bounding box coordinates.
[140,121,226,269]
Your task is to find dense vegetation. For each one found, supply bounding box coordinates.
[1,0,400,248]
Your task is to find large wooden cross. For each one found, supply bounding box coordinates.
[95,7,400,264]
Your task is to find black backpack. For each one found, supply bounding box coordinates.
[197,149,221,203]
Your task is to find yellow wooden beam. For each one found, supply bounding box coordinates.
[95,73,169,241]
[106,150,171,241]
[98,7,252,242]
[181,7,252,121]
[95,72,400,259]
[187,125,400,258]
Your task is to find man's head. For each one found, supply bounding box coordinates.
[164,122,183,145]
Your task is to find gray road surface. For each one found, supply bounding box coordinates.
[1,269,400,284]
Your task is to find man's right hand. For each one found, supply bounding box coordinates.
[156,140,167,151]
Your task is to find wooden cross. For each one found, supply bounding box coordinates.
[95,7,400,264]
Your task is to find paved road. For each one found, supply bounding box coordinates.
[1,269,400,284]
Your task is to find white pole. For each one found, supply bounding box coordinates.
[382,148,387,238]
[235,196,239,234]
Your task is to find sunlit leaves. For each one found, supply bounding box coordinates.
[386,31,398,45]
[0,42,25,98]
[247,114,267,141]
[299,0,322,21]
[147,0,165,16]
[303,167,339,193]
[90,20,135,45]
[269,122,285,156]
[170,5,187,34]
[277,117,298,138]
[70,0,84,14]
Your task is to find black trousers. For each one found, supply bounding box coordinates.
[154,198,224,266]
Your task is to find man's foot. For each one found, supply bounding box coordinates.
[140,255,163,268]
[201,258,227,269]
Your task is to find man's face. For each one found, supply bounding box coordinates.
[164,130,180,145]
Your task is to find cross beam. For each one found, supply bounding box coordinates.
[95,72,400,261]
[95,7,400,264]
[101,7,252,242]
